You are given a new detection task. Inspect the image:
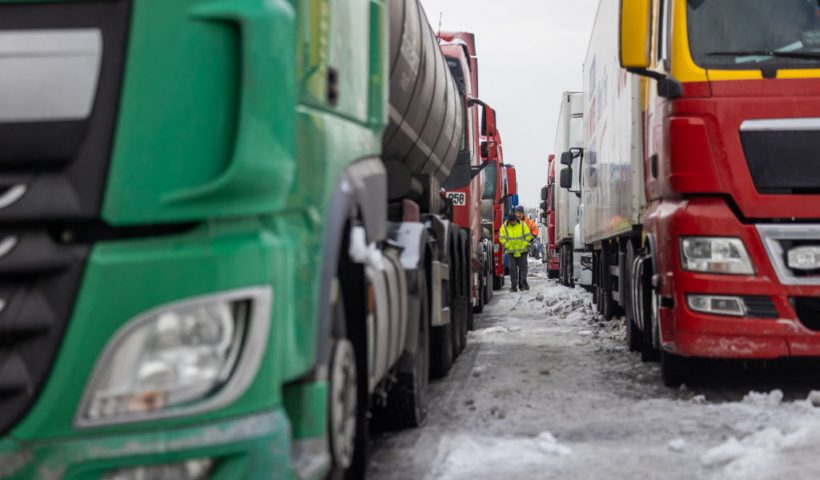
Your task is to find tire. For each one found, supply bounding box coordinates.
[625,242,643,352]
[600,244,617,320]
[431,255,455,378]
[483,250,493,305]
[450,245,464,359]
[548,269,559,280]
[660,348,689,388]
[327,282,367,479]
[493,273,502,291]
[430,322,454,379]
[463,289,473,341]
[372,271,430,430]
[638,254,660,362]
[473,272,485,314]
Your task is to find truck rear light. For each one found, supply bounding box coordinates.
[687,295,746,317]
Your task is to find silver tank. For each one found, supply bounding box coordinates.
[382,0,465,200]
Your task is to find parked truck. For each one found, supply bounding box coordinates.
[439,31,496,317]
[0,0,494,477]
[578,0,820,387]
[541,155,560,278]
[480,124,507,291]
[554,92,585,287]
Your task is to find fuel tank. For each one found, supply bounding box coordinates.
[383,0,465,200]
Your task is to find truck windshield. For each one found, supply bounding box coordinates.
[687,0,820,70]
[483,163,497,199]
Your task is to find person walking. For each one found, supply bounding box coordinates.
[499,206,534,292]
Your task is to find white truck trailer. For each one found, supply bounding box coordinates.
[569,0,645,318]
[554,91,591,287]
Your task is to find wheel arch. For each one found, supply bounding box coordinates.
[317,158,387,369]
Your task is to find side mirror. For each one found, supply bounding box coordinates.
[511,194,519,207]
[540,186,548,201]
[619,0,651,70]
[559,168,573,189]
[469,97,498,138]
[619,0,683,99]
[561,147,584,165]
[505,166,518,196]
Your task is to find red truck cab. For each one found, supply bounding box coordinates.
[620,0,820,386]
[479,118,507,290]
[541,155,559,278]
[439,31,494,311]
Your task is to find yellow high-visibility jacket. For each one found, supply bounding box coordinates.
[499,221,533,257]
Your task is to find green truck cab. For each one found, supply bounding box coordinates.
[0,0,392,478]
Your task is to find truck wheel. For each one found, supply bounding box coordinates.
[625,243,643,352]
[483,250,493,305]
[483,273,492,305]
[638,254,660,362]
[660,348,689,388]
[430,323,454,379]
[600,244,617,320]
[372,272,430,430]
[493,274,502,291]
[431,258,455,378]
[327,285,367,479]
[449,248,464,359]
[473,272,485,314]
[463,288,474,338]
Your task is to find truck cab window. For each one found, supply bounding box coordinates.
[687,0,820,70]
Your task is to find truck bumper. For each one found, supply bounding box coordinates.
[649,198,820,359]
[0,409,302,480]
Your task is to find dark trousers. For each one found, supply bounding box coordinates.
[508,253,528,288]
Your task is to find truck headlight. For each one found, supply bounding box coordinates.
[77,287,271,427]
[681,237,754,275]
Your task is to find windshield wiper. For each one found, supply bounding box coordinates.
[707,50,820,60]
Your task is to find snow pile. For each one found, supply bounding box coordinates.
[742,389,784,407]
[428,432,571,480]
[696,390,820,479]
[541,285,592,318]
[535,432,573,456]
[701,427,811,479]
[668,438,687,452]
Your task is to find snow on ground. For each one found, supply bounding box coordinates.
[368,261,820,480]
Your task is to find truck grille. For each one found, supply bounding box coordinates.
[740,118,820,195]
[0,0,131,435]
[742,296,778,319]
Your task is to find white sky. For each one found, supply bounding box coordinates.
[420,0,600,207]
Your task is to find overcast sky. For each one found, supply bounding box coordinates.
[420,0,600,207]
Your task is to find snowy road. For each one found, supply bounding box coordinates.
[367,262,820,480]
